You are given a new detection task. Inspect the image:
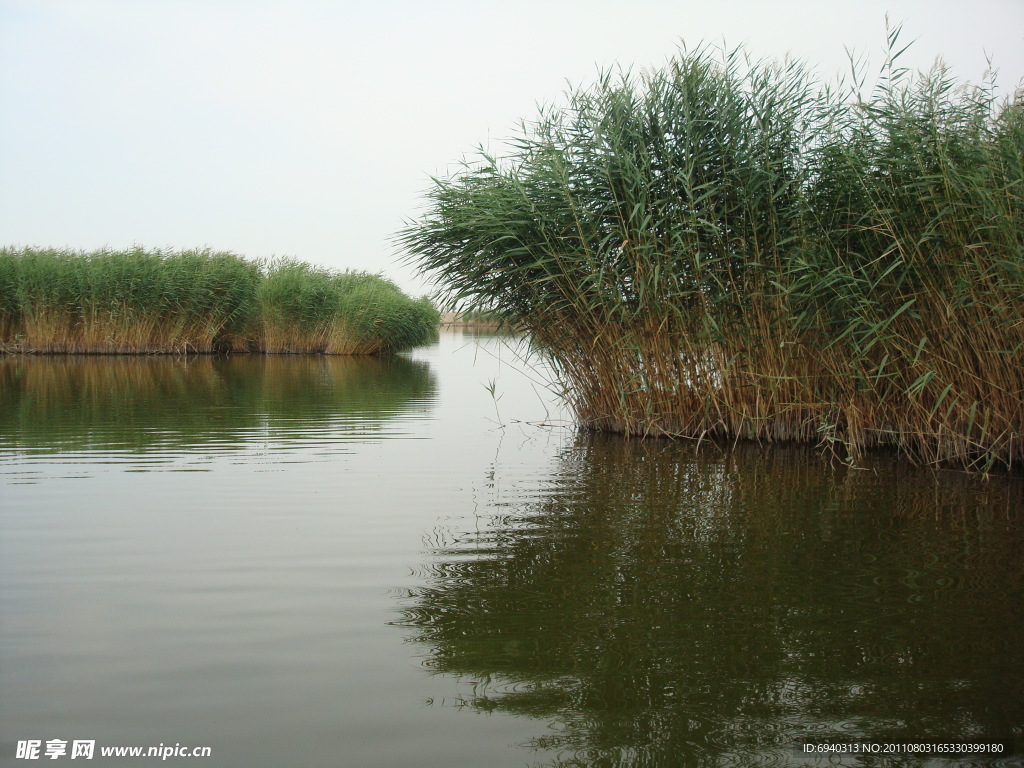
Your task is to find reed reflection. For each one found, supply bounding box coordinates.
[396,436,1024,766]
[0,354,436,458]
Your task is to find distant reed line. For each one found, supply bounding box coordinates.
[401,31,1024,471]
[0,247,438,355]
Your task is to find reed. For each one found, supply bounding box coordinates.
[256,259,343,354]
[255,259,438,354]
[327,271,440,355]
[400,33,1024,471]
[0,247,259,353]
[0,247,438,355]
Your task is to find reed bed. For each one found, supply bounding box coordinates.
[0,247,259,353]
[0,247,438,355]
[400,33,1024,471]
[256,259,439,355]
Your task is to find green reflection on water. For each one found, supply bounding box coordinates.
[0,354,436,454]
[396,435,1024,766]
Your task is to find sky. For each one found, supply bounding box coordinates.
[2,0,1022,297]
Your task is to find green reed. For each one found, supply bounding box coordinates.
[0,247,437,355]
[0,247,259,353]
[328,271,440,355]
[257,259,438,354]
[400,33,1023,471]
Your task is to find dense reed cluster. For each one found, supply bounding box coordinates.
[0,247,438,355]
[401,33,1024,471]
[257,258,438,354]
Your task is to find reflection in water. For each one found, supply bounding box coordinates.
[0,354,436,473]
[395,435,1024,766]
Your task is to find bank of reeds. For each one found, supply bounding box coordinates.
[0,247,438,355]
[256,259,439,354]
[0,247,260,353]
[400,33,1024,471]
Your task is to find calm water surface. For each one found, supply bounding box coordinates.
[1,333,1022,767]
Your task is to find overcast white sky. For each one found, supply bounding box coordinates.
[2,0,1022,296]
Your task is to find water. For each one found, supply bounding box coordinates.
[1,334,1022,767]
